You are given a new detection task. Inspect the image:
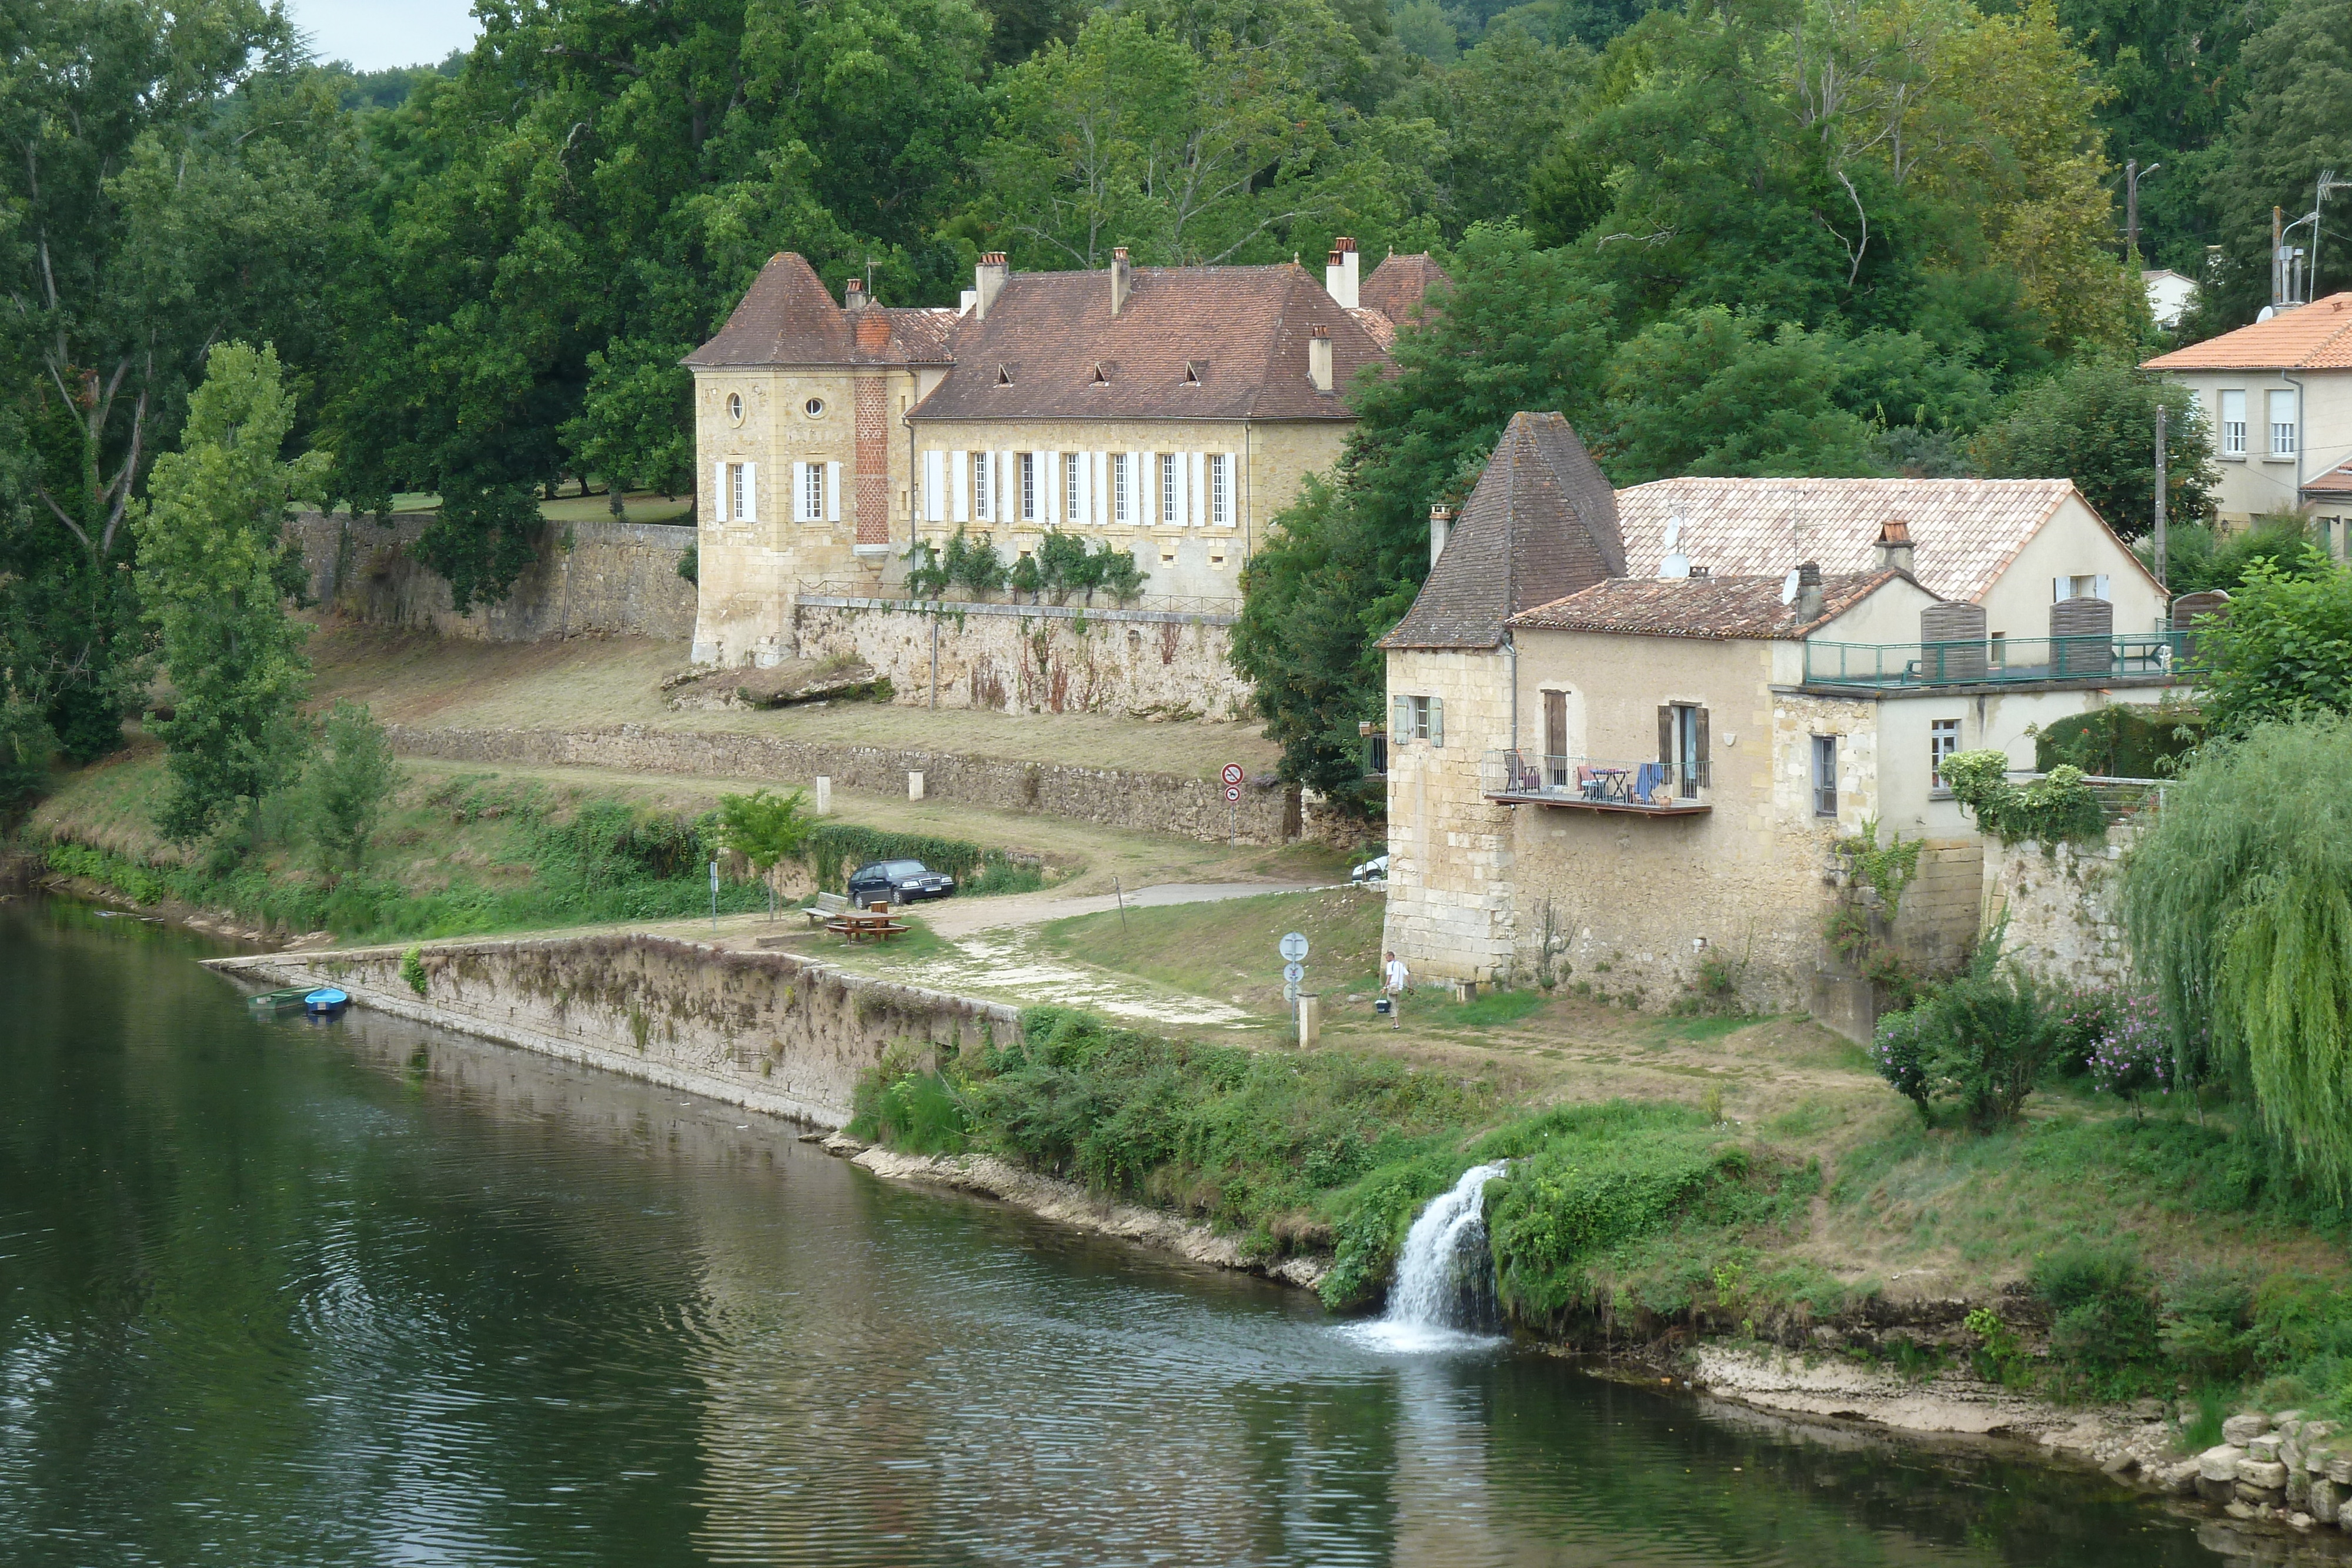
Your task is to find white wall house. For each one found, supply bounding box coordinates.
[2144,291,2352,530]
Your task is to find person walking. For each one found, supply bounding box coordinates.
[1382,950,1409,1030]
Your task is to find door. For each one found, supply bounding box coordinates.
[1544,690,1568,787]
[1659,704,1708,798]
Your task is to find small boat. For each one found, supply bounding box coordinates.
[302,988,349,1017]
[246,987,313,1013]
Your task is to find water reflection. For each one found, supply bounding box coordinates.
[0,898,2256,1566]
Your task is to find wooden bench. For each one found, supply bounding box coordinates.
[803,891,850,928]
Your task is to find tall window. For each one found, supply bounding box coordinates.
[1930,718,1960,788]
[799,463,821,522]
[1020,452,1037,521]
[731,463,751,521]
[1160,453,1178,524]
[1112,454,1131,523]
[1208,454,1229,527]
[1066,452,1083,520]
[2270,389,2298,456]
[1665,703,1708,797]
[2221,390,2247,457]
[974,453,991,519]
[1389,694,1442,745]
[1812,735,1838,818]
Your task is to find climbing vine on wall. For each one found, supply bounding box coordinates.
[1942,750,2107,844]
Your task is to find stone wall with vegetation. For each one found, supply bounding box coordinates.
[215,934,1015,1126]
[285,510,697,642]
[791,599,1251,721]
[1986,831,2133,991]
[382,722,1300,844]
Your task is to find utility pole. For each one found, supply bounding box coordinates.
[2124,161,2159,259]
[2153,402,2169,590]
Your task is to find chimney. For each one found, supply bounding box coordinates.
[1876,519,1915,576]
[1796,561,1824,623]
[975,252,1008,319]
[856,311,891,351]
[844,276,866,309]
[1429,504,1452,569]
[1325,236,1359,309]
[1308,325,1334,393]
[1110,246,1131,316]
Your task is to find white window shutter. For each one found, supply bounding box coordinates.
[952,452,969,523]
[2054,576,2067,603]
[1220,451,1237,526]
[825,460,841,522]
[1429,697,1444,748]
[1043,450,1060,523]
[714,462,729,524]
[742,461,757,523]
[2095,573,2112,601]
[923,451,942,522]
[1092,452,1107,524]
[1075,452,1091,524]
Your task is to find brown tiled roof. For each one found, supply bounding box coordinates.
[1349,307,1397,350]
[1361,252,1448,327]
[908,263,1386,422]
[2143,292,2352,370]
[1380,413,1623,649]
[1612,477,2160,604]
[2303,459,2352,498]
[686,253,956,367]
[1509,570,1910,640]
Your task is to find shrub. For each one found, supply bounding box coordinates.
[400,945,429,997]
[1943,749,2106,844]
[2050,986,2119,1076]
[2160,1268,2258,1384]
[851,1068,969,1154]
[943,527,1004,597]
[675,543,697,584]
[1870,1007,1935,1114]
[2034,704,2201,778]
[1869,934,2057,1128]
[2033,1244,2163,1389]
[301,701,401,876]
[2193,551,2352,734]
[2086,991,2172,1111]
[901,540,948,599]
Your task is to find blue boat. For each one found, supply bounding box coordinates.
[303,988,349,1017]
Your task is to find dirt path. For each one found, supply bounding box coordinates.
[917,878,1334,938]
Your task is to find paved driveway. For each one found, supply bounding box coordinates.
[919,880,1332,938]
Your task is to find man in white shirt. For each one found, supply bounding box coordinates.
[1382,951,1408,1029]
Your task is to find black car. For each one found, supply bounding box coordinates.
[846,859,957,906]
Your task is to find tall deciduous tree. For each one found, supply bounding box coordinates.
[132,343,326,842]
[1969,360,2216,540]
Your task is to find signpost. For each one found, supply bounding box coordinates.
[709,859,720,932]
[1279,931,1308,1007]
[1223,764,1244,844]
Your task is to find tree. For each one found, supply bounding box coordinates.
[1598,309,1879,483]
[2191,554,2352,735]
[563,339,696,514]
[131,343,326,842]
[716,788,815,918]
[302,702,402,876]
[1232,224,1613,804]
[2120,717,2352,1192]
[1970,361,2216,541]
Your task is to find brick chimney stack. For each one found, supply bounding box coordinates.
[1110,246,1131,316]
[1796,561,1824,622]
[844,276,866,309]
[1876,519,1915,576]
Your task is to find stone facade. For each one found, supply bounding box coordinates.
[382,723,1300,845]
[286,510,696,642]
[1984,830,2134,991]
[793,599,1251,720]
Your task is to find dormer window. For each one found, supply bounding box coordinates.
[995,365,1014,386]
[1091,363,1110,385]
[1182,361,1202,385]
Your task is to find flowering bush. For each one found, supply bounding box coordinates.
[2087,991,2171,1109]
[2052,986,2120,1076]
[1872,1005,1935,1115]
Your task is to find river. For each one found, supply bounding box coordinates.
[0,897,2241,1566]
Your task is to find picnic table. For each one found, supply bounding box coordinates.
[826,903,911,943]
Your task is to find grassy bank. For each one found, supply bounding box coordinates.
[851,1004,2352,1422]
[1036,886,1384,1012]
[24,744,1049,944]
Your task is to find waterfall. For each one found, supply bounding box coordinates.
[1348,1162,1507,1352]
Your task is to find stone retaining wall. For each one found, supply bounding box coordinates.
[1985,831,2134,991]
[385,722,1300,845]
[286,510,698,642]
[791,599,1251,722]
[210,933,1016,1126]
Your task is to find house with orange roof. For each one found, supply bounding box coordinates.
[2143,292,2352,544]
[1377,415,2189,1033]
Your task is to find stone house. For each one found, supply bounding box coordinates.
[2143,291,2352,537]
[686,243,1443,668]
[1378,413,2186,1025]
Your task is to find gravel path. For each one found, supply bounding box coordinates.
[918,880,1333,938]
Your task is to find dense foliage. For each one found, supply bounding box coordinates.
[1870,935,2062,1126]
[2192,555,2352,734]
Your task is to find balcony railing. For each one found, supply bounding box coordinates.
[1481,751,1712,813]
[1803,631,2190,689]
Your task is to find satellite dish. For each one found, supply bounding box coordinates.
[1780,569,1800,606]
[2258,305,2277,323]
[1663,514,1684,553]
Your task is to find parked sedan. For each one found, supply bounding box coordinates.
[1350,852,1389,886]
[846,859,957,906]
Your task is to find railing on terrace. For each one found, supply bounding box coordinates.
[1480,751,1712,813]
[1803,631,2190,688]
[793,580,1241,617]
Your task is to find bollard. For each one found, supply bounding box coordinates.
[1297,993,1321,1048]
[908,770,925,801]
[814,775,831,814]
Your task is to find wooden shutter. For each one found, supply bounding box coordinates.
[825,461,841,522]
[741,462,757,523]
[1393,695,1410,737]
[1695,707,1710,788]
[1658,705,1673,765]
[1543,690,1565,763]
[713,462,729,524]
[1131,450,1147,523]
[1043,449,1060,523]
[1428,697,1444,747]
[1220,451,1238,526]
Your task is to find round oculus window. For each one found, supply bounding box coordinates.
[724,392,744,425]
[803,397,826,418]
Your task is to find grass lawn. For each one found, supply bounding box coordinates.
[1038,885,1386,1010]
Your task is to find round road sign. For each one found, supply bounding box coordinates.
[1225,783,1242,803]
[1222,763,1245,786]
[1279,931,1309,962]
[1283,961,1305,984]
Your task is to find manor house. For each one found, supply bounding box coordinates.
[686,243,1444,668]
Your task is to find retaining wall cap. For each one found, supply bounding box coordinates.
[2199,1445,2247,1480]
[2224,1413,2273,1444]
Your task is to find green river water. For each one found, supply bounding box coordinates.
[0,897,2262,1565]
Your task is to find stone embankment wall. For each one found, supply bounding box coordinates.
[792,599,1251,722]
[383,722,1300,845]
[211,934,1016,1126]
[1985,831,2134,991]
[286,510,699,642]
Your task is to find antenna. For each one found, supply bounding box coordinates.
[1663,514,1683,553]
[1780,568,1801,606]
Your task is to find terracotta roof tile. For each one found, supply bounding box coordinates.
[2303,458,2352,498]
[1614,477,2100,604]
[1360,252,1448,327]
[1509,570,1909,640]
[2143,292,2352,370]
[1381,413,1622,649]
[686,253,955,367]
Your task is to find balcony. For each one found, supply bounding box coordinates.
[1481,751,1712,814]
[1803,631,2189,690]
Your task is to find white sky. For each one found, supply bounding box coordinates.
[283,0,482,71]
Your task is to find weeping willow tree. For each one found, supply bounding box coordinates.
[2120,717,2352,1192]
